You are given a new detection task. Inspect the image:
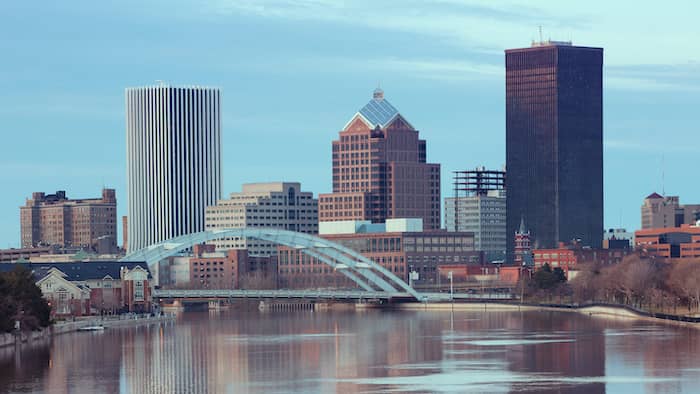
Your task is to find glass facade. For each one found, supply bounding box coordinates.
[505,43,603,258]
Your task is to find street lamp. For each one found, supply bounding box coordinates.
[448,271,453,301]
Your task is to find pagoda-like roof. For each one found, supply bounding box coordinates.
[343,88,414,130]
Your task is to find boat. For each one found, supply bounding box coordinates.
[78,325,105,331]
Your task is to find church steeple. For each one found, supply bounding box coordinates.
[514,215,533,266]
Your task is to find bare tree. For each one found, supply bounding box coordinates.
[669,263,700,315]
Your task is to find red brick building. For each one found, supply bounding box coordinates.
[0,261,153,317]
[533,242,632,275]
[20,189,118,254]
[319,88,441,229]
[188,244,277,290]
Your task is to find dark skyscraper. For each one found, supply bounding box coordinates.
[505,41,603,259]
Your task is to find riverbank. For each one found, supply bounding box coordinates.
[382,301,700,328]
[0,313,175,349]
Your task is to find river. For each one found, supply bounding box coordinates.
[1,308,699,393]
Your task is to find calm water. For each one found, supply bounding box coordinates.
[2,308,700,393]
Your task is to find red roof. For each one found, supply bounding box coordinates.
[646,192,663,199]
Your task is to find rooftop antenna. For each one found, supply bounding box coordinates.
[538,25,543,43]
[661,154,666,197]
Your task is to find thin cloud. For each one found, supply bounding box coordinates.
[210,0,700,68]
[244,55,503,82]
[604,139,697,153]
[210,0,586,53]
[606,63,700,92]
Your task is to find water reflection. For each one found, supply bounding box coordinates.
[1,309,700,393]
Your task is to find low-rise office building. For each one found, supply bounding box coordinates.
[277,219,480,289]
[205,182,318,256]
[635,224,700,260]
[641,193,700,229]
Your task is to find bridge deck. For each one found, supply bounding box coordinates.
[153,289,514,301]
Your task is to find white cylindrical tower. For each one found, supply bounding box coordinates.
[126,85,222,253]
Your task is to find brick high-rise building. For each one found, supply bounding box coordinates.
[319,88,441,229]
[20,189,118,254]
[506,41,603,259]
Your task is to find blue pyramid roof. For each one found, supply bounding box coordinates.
[345,88,412,130]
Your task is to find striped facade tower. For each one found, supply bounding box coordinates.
[126,85,222,253]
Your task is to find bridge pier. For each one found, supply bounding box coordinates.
[258,301,316,312]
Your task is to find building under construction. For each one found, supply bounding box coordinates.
[452,167,506,197]
[445,167,506,261]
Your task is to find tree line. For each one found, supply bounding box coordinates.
[0,266,51,332]
[521,254,700,315]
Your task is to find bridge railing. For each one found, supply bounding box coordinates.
[153,289,410,300]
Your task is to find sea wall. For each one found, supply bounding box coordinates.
[381,301,700,328]
[0,314,175,349]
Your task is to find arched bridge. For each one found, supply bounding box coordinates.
[121,229,425,300]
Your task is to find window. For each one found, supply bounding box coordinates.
[134,281,144,301]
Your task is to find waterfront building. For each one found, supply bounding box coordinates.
[205,182,318,256]
[125,84,222,252]
[20,189,118,254]
[159,244,277,289]
[445,167,506,261]
[0,261,151,316]
[506,41,603,258]
[277,218,480,289]
[187,244,277,290]
[318,88,441,230]
[188,244,239,289]
[533,242,632,275]
[641,193,700,229]
[635,224,700,260]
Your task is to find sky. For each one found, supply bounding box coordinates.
[0,0,699,248]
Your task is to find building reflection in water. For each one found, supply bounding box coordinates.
[3,309,700,393]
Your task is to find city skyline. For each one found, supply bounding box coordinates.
[1,1,699,247]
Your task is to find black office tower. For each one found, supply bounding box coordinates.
[505,41,603,259]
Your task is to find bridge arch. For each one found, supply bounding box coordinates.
[121,229,422,300]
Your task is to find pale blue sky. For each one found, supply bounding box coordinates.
[1,1,699,247]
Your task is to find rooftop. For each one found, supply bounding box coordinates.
[0,261,151,281]
[346,88,412,130]
[531,39,572,47]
